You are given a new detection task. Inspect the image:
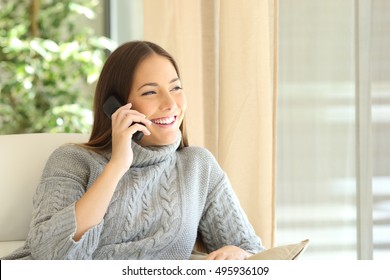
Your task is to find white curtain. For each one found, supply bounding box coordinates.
[277,0,390,260]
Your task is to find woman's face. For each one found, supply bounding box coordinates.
[128,54,186,147]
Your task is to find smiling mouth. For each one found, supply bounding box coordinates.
[151,116,177,125]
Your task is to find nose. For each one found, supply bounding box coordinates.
[159,92,177,111]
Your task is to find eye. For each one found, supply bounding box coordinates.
[170,86,182,92]
[141,91,156,96]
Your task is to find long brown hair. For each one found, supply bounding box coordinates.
[84,41,188,151]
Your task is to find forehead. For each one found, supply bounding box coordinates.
[133,54,178,82]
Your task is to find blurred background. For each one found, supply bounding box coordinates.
[277,0,389,260]
[0,0,388,260]
[0,0,115,134]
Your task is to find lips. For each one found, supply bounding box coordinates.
[151,116,176,125]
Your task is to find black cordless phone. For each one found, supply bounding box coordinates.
[103,95,144,142]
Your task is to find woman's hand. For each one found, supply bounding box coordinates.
[110,103,151,174]
[204,245,253,260]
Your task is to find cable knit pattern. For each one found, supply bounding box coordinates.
[2,133,264,260]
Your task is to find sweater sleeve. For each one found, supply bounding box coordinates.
[197,153,265,254]
[26,145,104,259]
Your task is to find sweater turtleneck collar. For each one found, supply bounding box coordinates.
[130,132,182,168]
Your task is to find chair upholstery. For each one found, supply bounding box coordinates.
[0,133,89,257]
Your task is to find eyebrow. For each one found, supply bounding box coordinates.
[137,78,180,91]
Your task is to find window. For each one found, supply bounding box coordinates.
[277,0,390,260]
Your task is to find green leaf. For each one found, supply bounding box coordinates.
[43,40,60,52]
[69,3,95,19]
[30,39,47,57]
[0,0,114,134]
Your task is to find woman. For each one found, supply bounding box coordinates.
[3,41,264,260]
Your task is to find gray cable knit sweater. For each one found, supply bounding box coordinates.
[3,134,263,260]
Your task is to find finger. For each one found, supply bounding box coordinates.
[204,253,217,260]
[120,115,152,128]
[128,123,151,136]
[119,102,136,112]
[113,109,146,123]
[205,251,228,260]
[214,254,227,260]
[112,102,144,118]
[112,113,150,131]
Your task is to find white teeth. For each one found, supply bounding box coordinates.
[152,116,175,125]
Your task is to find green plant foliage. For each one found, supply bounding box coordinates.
[0,0,117,134]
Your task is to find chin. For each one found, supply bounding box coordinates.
[141,131,178,147]
[159,133,178,146]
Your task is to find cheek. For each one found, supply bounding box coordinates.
[177,94,187,112]
[128,99,153,116]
